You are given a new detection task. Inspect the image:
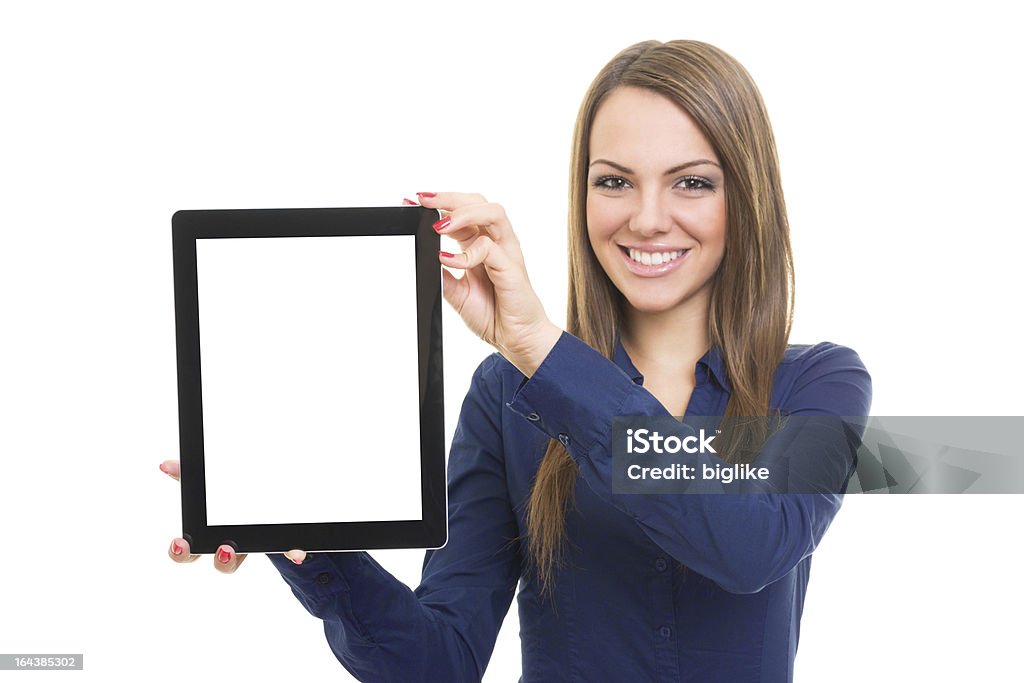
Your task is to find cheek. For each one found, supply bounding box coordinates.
[714,196,728,243]
[690,201,727,248]
[586,196,627,242]
[585,202,610,253]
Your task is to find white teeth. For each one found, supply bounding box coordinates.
[628,248,687,265]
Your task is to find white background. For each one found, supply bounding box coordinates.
[1,1,1021,681]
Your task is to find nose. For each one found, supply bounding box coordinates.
[628,190,672,238]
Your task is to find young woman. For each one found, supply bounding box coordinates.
[162,39,872,682]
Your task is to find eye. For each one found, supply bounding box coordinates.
[592,175,630,192]
[676,175,715,192]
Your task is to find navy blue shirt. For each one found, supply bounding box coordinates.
[268,330,872,682]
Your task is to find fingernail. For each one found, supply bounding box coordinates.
[217,547,232,564]
[402,197,418,205]
[290,556,303,565]
[439,250,455,258]
[432,217,450,232]
[416,192,437,198]
[159,463,169,474]
[171,540,183,556]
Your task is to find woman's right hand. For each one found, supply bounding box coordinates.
[160,459,309,571]
[416,191,562,378]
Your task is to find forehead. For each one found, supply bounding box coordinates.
[589,86,718,164]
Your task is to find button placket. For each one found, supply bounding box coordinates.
[652,554,681,677]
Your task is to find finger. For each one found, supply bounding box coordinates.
[434,202,519,249]
[440,235,514,275]
[407,194,453,221]
[214,545,248,574]
[168,537,201,563]
[437,230,485,266]
[283,549,309,565]
[159,460,180,482]
[440,263,470,312]
[416,192,488,212]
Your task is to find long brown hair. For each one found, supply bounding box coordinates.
[524,40,795,596]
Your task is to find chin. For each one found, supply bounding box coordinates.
[615,278,712,316]
[621,294,688,314]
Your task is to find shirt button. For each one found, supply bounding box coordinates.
[315,572,331,585]
[527,412,541,422]
[655,558,668,572]
[659,626,672,639]
[558,433,570,447]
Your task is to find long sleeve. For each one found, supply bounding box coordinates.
[505,331,872,595]
[267,354,521,682]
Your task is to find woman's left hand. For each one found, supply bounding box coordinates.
[415,191,561,377]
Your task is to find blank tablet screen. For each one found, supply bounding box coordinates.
[195,234,421,526]
[172,206,447,554]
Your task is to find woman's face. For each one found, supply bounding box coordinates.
[586,86,727,318]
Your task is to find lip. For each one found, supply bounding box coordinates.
[619,245,690,277]
[619,244,691,252]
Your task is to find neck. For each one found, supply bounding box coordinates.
[620,293,711,374]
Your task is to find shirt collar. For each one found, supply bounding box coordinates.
[612,333,644,383]
[612,332,731,392]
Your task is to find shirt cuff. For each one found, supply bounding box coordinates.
[505,330,636,455]
[266,551,362,609]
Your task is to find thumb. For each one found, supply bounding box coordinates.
[159,459,181,482]
[284,549,309,564]
[441,265,468,311]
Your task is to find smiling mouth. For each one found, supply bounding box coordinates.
[619,246,690,266]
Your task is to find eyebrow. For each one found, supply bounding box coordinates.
[589,158,721,174]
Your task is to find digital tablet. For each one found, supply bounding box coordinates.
[171,206,447,555]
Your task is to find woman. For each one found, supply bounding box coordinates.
[162,39,871,682]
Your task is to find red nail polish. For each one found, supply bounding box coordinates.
[171,540,183,555]
[402,198,418,205]
[439,250,455,258]
[217,547,232,564]
[416,192,437,198]
[432,217,450,232]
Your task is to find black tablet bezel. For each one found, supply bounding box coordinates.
[171,206,447,554]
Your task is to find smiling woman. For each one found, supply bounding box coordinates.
[164,39,871,683]
[527,41,811,591]
[586,86,727,314]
